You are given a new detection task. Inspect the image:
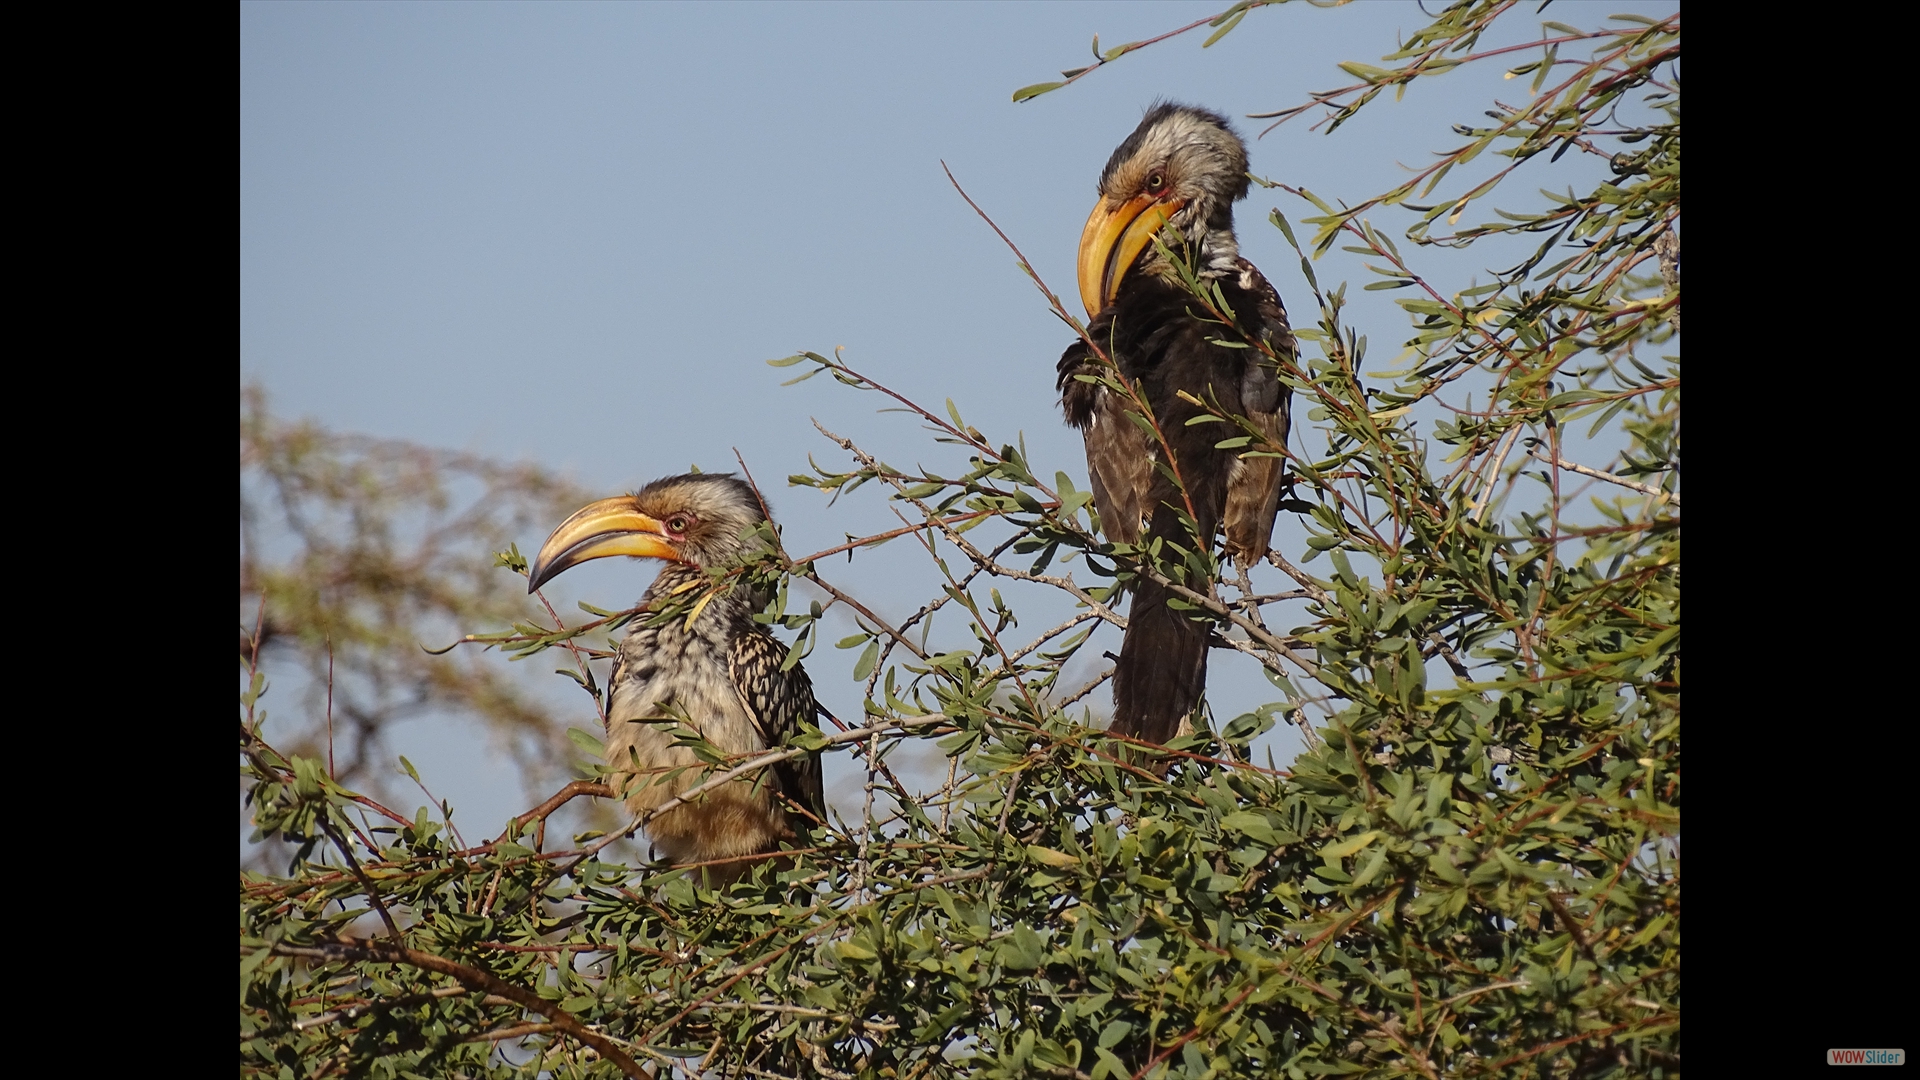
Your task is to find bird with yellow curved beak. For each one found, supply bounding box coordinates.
[1056,103,1296,747]
[527,472,824,882]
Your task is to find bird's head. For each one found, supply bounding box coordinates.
[1077,103,1251,318]
[527,472,770,592]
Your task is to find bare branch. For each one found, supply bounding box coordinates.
[1529,448,1677,506]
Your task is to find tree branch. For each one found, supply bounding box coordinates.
[1529,448,1677,506]
[269,939,648,1078]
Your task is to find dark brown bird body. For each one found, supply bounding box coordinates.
[528,473,824,880]
[1058,104,1293,745]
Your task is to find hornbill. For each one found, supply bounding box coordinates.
[527,472,824,880]
[1058,103,1294,746]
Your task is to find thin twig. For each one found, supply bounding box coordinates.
[574,716,950,864]
[938,755,959,834]
[325,634,336,778]
[531,588,608,726]
[707,1001,901,1032]
[813,421,1127,633]
[1289,704,1322,752]
[857,727,877,900]
[316,817,402,940]
[268,939,647,1079]
[1425,632,1472,680]
[468,1022,558,1044]
[1057,668,1114,710]
[1471,426,1523,523]
[500,780,616,843]
[292,984,519,1031]
[1528,448,1677,505]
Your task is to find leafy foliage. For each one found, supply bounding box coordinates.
[243,4,1678,1076]
[241,387,601,820]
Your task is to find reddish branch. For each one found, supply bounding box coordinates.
[499,780,615,843]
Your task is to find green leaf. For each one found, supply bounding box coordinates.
[1221,810,1278,846]
[1350,847,1390,887]
[1013,81,1065,103]
[999,922,1044,971]
[1202,8,1246,47]
[1270,208,1299,248]
[852,641,880,682]
[1027,845,1080,868]
[1337,60,1395,81]
[1627,913,1672,948]
[1324,830,1381,859]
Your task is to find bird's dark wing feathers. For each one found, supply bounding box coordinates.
[1058,339,1154,545]
[1058,259,1294,745]
[1222,256,1294,563]
[727,625,827,825]
[1060,263,1292,559]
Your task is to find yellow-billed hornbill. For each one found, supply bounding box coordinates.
[527,473,824,879]
[1058,103,1294,746]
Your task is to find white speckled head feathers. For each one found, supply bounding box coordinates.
[1099,102,1251,262]
[625,473,769,570]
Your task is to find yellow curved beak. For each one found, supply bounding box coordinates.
[527,496,682,592]
[1076,192,1185,318]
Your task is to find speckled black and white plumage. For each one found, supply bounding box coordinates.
[1058,104,1295,746]
[538,473,824,878]
[606,562,823,873]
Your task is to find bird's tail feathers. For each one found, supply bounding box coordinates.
[1109,572,1211,748]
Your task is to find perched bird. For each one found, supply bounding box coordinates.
[527,473,824,880]
[1057,103,1295,746]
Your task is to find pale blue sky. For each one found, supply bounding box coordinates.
[242,1,1674,833]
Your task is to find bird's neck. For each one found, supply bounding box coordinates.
[1146,219,1241,286]
[640,562,752,631]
